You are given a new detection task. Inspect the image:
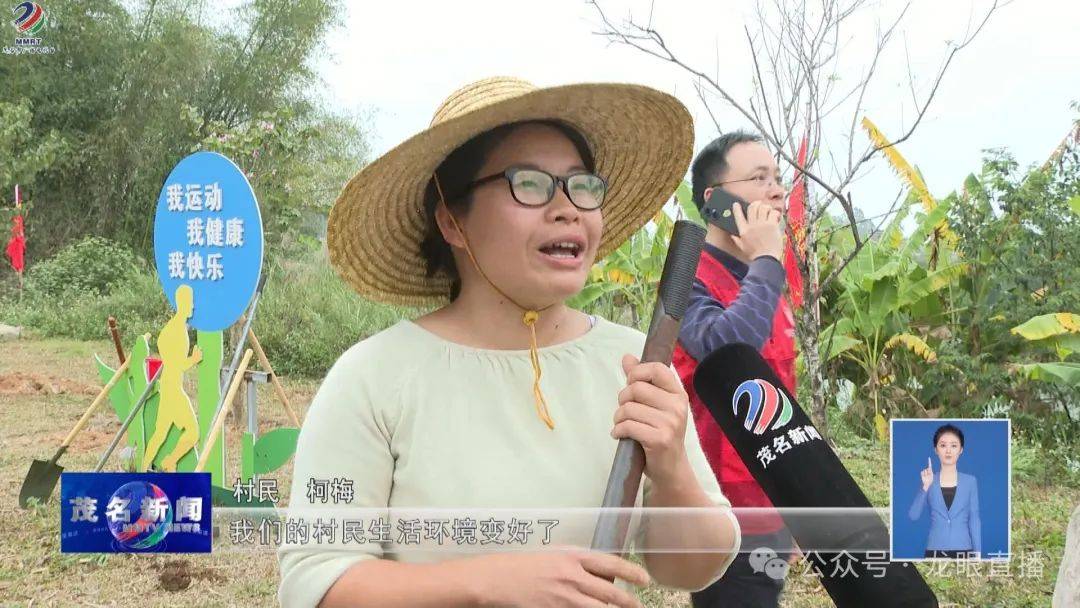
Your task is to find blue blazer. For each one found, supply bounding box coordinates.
[908,471,981,555]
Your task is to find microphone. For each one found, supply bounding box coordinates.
[694,343,938,607]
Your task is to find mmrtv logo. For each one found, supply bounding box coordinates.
[11,2,45,36]
[732,378,793,435]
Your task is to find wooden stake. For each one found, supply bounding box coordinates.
[248,330,301,427]
[107,316,126,364]
[196,349,253,472]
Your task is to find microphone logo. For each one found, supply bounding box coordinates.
[732,379,793,435]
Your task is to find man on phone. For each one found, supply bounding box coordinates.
[673,130,795,607]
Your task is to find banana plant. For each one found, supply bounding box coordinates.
[861,116,957,248]
[821,198,967,435]
[569,187,684,331]
[1010,313,1080,386]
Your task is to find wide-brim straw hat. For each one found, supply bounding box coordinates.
[327,76,694,307]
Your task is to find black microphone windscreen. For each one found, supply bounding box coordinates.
[694,343,938,608]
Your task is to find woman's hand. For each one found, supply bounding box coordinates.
[469,547,649,607]
[612,354,691,488]
[920,457,933,492]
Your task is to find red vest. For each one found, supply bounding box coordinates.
[673,250,797,535]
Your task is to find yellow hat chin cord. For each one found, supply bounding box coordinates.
[434,174,556,430]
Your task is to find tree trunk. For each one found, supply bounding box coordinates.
[797,220,831,438]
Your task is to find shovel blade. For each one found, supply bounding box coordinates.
[19,459,64,509]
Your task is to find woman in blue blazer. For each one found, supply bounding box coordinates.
[908,424,981,558]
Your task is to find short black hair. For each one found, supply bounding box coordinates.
[418,120,594,301]
[933,424,965,448]
[690,130,763,211]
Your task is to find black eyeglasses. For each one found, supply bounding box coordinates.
[455,167,608,210]
[712,173,790,190]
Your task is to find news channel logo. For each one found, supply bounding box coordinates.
[61,472,212,553]
[12,1,44,35]
[732,378,794,435]
[5,2,56,54]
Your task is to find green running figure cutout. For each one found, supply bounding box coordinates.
[143,284,203,471]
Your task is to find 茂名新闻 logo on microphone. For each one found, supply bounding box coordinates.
[732,378,793,435]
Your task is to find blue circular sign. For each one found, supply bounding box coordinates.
[154,151,263,331]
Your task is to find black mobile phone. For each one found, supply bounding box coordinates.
[700,188,746,236]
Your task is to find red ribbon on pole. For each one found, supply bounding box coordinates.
[784,137,809,309]
[6,185,26,275]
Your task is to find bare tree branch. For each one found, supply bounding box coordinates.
[745,25,783,147]
[590,0,863,251]
[849,0,1002,171]
[694,80,724,135]
[844,3,909,183]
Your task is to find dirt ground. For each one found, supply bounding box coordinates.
[1,337,1073,607]
[0,338,307,607]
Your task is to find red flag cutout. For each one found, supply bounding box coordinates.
[784,136,809,308]
[6,185,26,274]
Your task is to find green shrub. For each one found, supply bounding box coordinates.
[2,269,171,341]
[252,249,420,378]
[24,236,144,298]
[2,243,419,378]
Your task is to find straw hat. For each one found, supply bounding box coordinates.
[327,76,694,306]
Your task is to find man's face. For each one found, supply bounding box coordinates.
[705,141,787,214]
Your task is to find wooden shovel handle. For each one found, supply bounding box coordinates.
[196,348,254,472]
[108,316,125,364]
[60,335,144,448]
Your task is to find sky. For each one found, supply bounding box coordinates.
[312,0,1079,222]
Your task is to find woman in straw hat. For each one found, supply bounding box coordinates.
[278,77,740,608]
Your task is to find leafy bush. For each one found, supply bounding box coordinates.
[24,236,144,299]
[2,246,418,379]
[1012,431,1080,488]
[251,249,419,378]
[1,269,172,341]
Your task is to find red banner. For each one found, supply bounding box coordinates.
[784,137,809,308]
[6,185,25,274]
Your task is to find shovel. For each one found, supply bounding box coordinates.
[94,365,163,472]
[196,349,254,473]
[19,346,138,508]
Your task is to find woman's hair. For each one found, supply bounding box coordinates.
[419,119,595,301]
[933,424,965,448]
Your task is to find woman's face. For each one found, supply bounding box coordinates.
[441,123,603,308]
[935,432,963,466]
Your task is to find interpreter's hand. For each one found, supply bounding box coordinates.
[731,200,784,262]
[470,547,649,608]
[190,346,203,365]
[612,354,691,488]
[921,457,934,492]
